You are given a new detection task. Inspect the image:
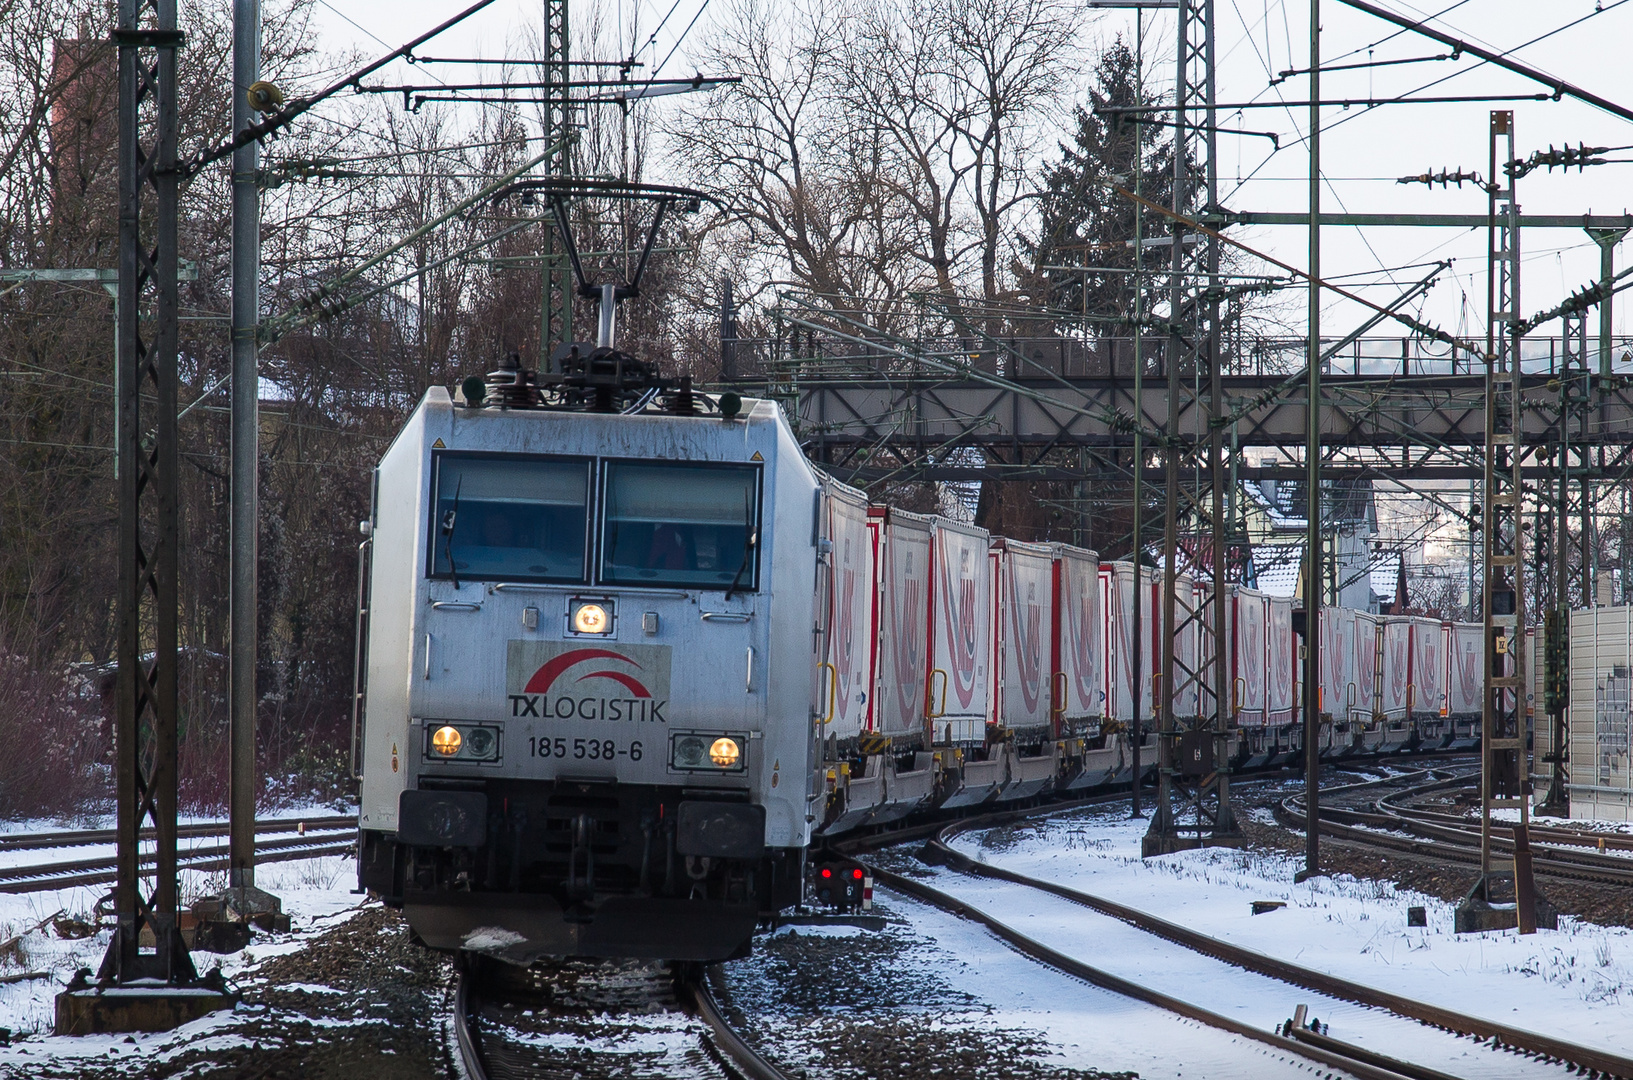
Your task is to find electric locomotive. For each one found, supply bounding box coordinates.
[355,347,821,963]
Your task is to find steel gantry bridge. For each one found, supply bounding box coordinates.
[725,169,1633,880]
[708,0,1633,867]
[770,361,1633,484]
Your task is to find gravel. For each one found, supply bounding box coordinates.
[1241,782,1633,928]
[2,906,453,1080]
[718,913,1136,1080]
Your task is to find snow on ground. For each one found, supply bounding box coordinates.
[0,851,366,1067]
[1488,806,1633,833]
[0,802,357,837]
[895,867,1571,1079]
[741,895,1345,1079]
[945,803,1633,1061]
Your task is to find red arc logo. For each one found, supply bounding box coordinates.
[524,648,651,698]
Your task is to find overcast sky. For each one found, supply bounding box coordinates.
[295,0,1633,571]
[306,0,1633,354]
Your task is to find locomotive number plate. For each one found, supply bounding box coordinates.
[528,735,645,762]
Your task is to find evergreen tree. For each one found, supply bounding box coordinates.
[1025,39,1178,321]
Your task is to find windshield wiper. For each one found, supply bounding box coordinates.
[440,476,463,589]
[724,493,757,601]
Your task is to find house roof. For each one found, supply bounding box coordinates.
[1370,549,1404,601]
[1252,542,1303,598]
[1244,474,1375,530]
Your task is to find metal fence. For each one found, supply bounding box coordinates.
[726,332,1633,382]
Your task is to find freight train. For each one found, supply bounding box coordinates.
[352,352,1497,965]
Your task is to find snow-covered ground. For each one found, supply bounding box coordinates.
[0,802,356,837]
[942,803,1633,1063]
[1489,805,1633,834]
[736,907,1350,1079]
[0,850,365,1070]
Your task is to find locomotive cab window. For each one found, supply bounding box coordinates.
[429,454,590,583]
[600,462,760,591]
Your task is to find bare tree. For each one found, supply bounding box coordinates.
[672,0,1082,332]
[842,0,1082,315]
[669,0,929,328]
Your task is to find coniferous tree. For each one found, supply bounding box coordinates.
[1023,38,1178,322]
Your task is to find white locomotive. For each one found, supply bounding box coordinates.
[354,349,1500,964]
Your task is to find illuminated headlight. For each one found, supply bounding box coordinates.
[571,600,612,635]
[671,733,746,772]
[431,726,462,757]
[425,723,500,762]
[709,737,741,768]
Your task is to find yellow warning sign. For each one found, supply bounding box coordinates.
[432,438,446,448]
[750,451,763,461]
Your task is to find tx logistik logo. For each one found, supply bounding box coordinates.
[506,642,672,723]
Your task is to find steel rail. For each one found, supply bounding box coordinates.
[1277,798,1633,886]
[684,967,793,1080]
[0,814,357,853]
[437,759,1472,1080]
[868,865,1478,1080]
[832,759,1401,859]
[1282,774,1633,884]
[1373,786,1633,853]
[1373,812,1633,875]
[1401,810,1633,854]
[908,817,1633,1080]
[0,830,357,894]
[450,970,486,1080]
[827,757,1483,863]
[449,964,787,1080]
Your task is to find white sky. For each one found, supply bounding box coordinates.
[304,0,1633,347]
[1161,0,1633,349]
[307,0,1633,349]
[302,1,1633,571]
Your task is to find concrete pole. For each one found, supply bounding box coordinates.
[1300,0,1323,882]
[229,0,260,890]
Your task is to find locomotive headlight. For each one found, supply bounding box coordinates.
[573,602,610,634]
[671,732,746,771]
[673,735,706,767]
[709,737,742,768]
[463,726,497,760]
[431,725,462,756]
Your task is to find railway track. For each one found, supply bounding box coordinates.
[440,757,1480,1080]
[0,818,357,894]
[854,806,1633,1080]
[0,814,356,853]
[1277,771,1633,887]
[450,960,788,1080]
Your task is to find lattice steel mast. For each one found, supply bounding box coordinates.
[1456,111,1552,934]
[541,0,573,364]
[101,0,194,987]
[1143,0,1242,856]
